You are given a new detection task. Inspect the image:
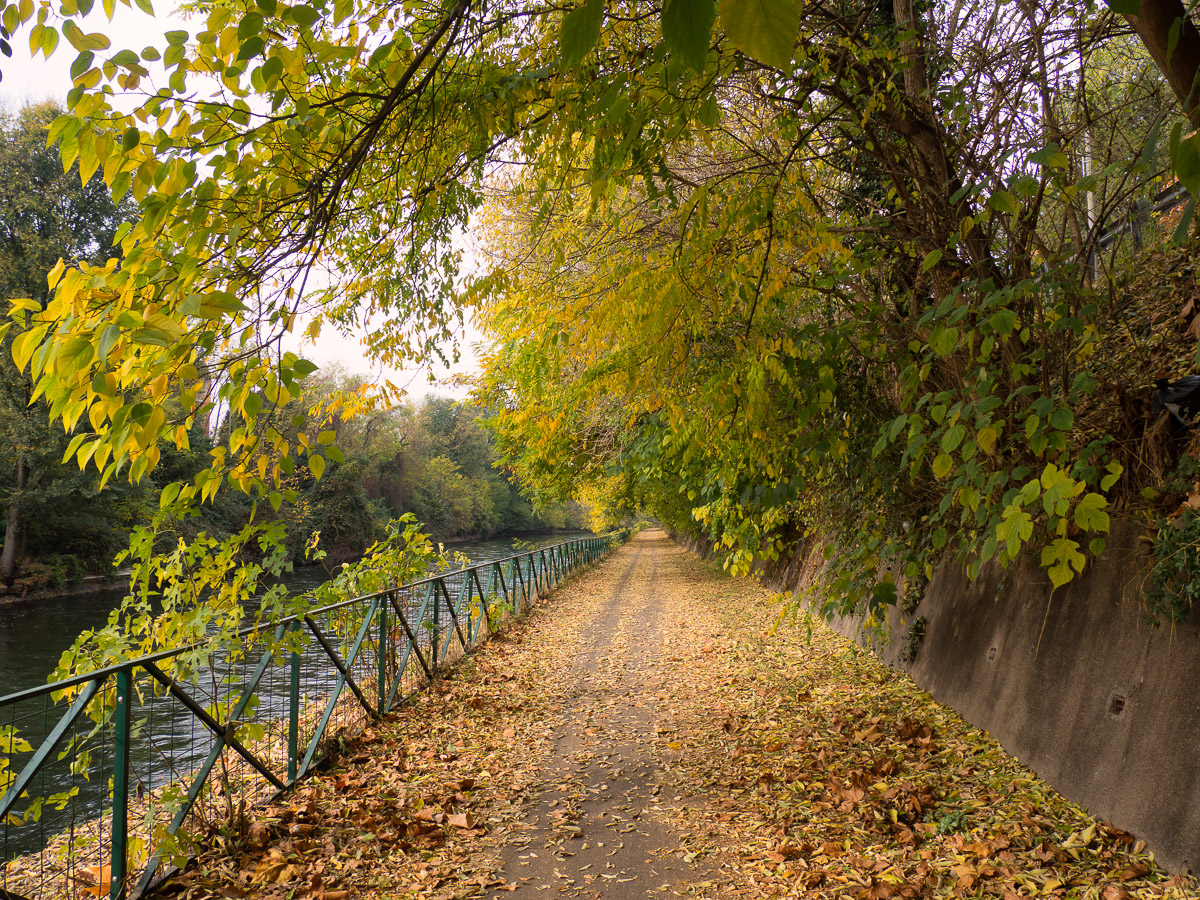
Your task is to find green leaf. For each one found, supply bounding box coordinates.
[718,0,801,70]
[261,55,283,85]
[997,506,1033,554]
[242,391,262,418]
[133,0,153,14]
[1029,145,1068,169]
[122,127,140,150]
[1103,0,1139,13]
[1168,15,1182,66]
[159,482,182,509]
[560,0,603,68]
[1048,407,1073,431]
[39,26,59,57]
[47,113,76,145]
[292,358,319,376]
[869,578,898,613]
[62,19,85,50]
[662,0,714,72]
[69,49,93,79]
[921,248,942,272]
[1073,493,1110,533]
[111,48,139,68]
[131,326,171,347]
[287,4,320,30]
[1170,125,1200,198]
[987,190,1019,215]
[1100,462,1123,492]
[238,11,264,39]
[929,325,958,356]
[941,424,966,454]
[237,36,265,60]
[97,324,121,360]
[1046,559,1074,590]
[988,308,1018,335]
[79,31,110,51]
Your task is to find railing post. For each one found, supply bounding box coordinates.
[377,597,389,715]
[288,621,301,784]
[436,580,446,681]
[462,575,474,649]
[110,666,132,900]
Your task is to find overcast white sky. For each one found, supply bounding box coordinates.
[0,6,484,401]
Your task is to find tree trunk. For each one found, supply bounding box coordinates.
[1,456,26,583]
[1124,0,1200,128]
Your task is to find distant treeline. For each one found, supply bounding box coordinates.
[0,375,586,592]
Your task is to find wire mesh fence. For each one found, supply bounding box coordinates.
[0,532,626,899]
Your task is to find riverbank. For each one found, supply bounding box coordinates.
[155,531,1193,900]
[0,570,128,607]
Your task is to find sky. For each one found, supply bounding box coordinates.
[0,5,484,401]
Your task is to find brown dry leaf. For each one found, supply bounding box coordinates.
[857,877,901,899]
[1117,862,1151,880]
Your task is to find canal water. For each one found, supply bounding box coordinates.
[0,530,588,700]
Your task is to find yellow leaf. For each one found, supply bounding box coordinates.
[309,453,325,480]
[931,452,954,479]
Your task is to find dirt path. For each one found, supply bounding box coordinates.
[161,529,1191,900]
[482,530,729,899]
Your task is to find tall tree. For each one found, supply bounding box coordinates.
[0,102,136,581]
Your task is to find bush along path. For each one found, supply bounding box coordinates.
[156,530,1198,900]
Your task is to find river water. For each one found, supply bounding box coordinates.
[0,531,589,699]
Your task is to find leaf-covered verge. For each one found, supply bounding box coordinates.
[152,534,1193,900]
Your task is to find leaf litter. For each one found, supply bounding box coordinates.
[155,531,1197,900]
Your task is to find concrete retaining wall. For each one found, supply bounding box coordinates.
[680,524,1200,874]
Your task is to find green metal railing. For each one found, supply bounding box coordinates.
[0,531,629,899]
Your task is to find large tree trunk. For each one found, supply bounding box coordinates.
[1,457,26,583]
[1124,0,1200,128]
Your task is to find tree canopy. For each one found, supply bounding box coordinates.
[0,0,1199,621]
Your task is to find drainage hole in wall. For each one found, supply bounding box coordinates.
[1109,694,1126,716]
